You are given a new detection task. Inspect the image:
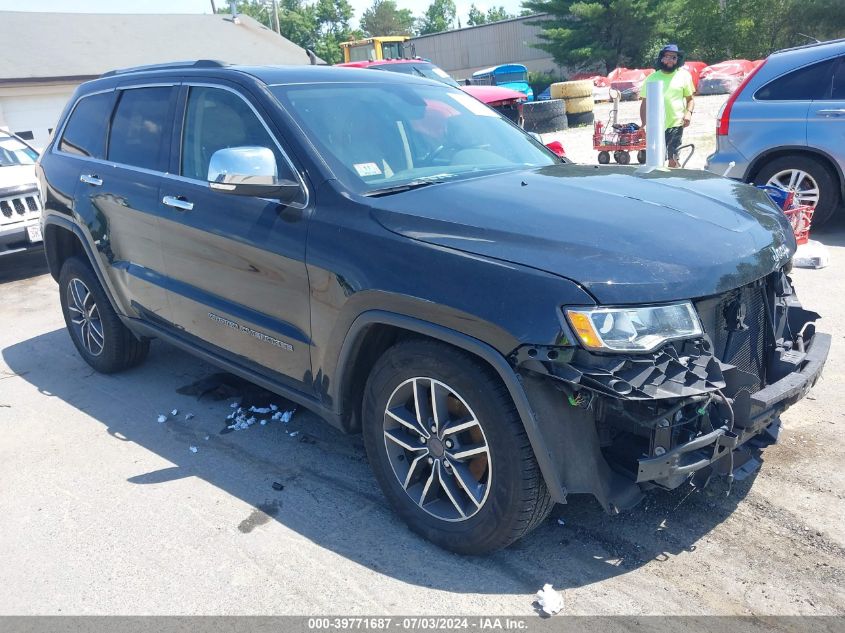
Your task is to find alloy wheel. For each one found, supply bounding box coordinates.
[766,169,820,207]
[382,377,491,522]
[66,278,105,357]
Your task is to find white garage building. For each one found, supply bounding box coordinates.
[0,11,316,149]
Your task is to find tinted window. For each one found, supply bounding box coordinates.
[181,86,289,182]
[108,87,173,170]
[59,92,114,158]
[832,57,845,100]
[756,59,835,101]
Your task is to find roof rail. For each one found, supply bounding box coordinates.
[100,60,228,78]
[774,37,845,55]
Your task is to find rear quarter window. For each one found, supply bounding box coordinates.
[59,92,115,158]
[755,58,835,101]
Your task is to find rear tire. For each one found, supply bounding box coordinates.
[598,151,610,165]
[362,339,553,554]
[753,155,840,226]
[59,256,149,373]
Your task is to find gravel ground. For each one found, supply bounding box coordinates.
[542,94,729,169]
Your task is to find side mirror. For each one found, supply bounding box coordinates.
[208,146,302,202]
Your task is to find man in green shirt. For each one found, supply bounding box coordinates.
[639,44,695,167]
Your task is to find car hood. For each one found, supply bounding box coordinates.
[462,85,525,105]
[368,164,795,304]
[0,165,37,192]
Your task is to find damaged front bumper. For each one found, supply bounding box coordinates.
[513,272,830,513]
[636,328,829,485]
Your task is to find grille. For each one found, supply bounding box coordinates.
[711,284,767,394]
[0,194,40,221]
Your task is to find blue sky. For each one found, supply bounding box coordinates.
[0,0,528,29]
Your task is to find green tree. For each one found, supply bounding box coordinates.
[522,0,662,73]
[314,0,359,64]
[671,0,845,63]
[217,1,272,28]
[417,0,457,35]
[360,0,415,36]
[467,4,512,25]
[278,0,319,51]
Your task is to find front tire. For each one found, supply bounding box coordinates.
[362,339,553,554]
[59,256,149,373]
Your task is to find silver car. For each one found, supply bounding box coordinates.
[706,38,845,225]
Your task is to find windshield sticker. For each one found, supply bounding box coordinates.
[432,67,450,78]
[354,162,383,177]
[447,92,497,116]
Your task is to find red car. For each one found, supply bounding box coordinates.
[337,59,527,127]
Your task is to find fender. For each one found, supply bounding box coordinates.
[42,214,129,320]
[334,310,568,503]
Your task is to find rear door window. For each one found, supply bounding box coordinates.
[107,86,175,171]
[755,58,835,101]
[59,92,114,158]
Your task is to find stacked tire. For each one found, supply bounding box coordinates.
[522,99,567,134]
[551,80,595,127]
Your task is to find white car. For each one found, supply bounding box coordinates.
[0,130,43,256]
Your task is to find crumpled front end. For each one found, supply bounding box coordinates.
[514,269,830,513]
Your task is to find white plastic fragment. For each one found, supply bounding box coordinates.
[260,420,267,426]
[793,240,830,269]
[289,431,299,437]
[185,413,195,421]
[270,404,279,412]
[157,414,167,423]
[230,402,239,408]
[535,584,564,616]
[204,435,210,441]
[171,409,178,416]
[249,406,272,414]
[557,519,565,526]
[189,446,198,453]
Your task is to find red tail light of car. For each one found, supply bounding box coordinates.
[717,60,767,136]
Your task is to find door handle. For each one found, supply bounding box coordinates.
[79,174,103,186]
[816,109,845,117]
[162,195,194,211]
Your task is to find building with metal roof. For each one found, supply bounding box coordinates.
[408,14,562,81]
[0,11,316,148]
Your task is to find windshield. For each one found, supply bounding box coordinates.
[495,71,528,84]
[271,82,556,195]
[373,62,461,88]
[0,136,38,166]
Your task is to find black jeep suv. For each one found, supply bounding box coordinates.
[37,61,829,554]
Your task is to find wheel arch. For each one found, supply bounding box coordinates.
[334,310,568,503]
[43,215,125,319]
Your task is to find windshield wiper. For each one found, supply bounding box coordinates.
[364,178,449,198]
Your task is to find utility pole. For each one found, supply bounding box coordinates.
[271,0,281,35]
[210,0,217,12]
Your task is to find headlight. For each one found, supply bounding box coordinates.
[565,302,703,352]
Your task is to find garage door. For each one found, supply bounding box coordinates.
[0,93,73,150]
